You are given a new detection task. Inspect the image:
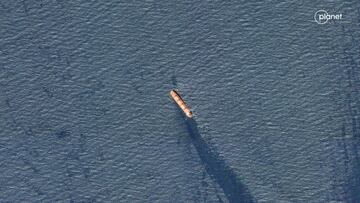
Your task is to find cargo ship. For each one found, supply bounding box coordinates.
[170,90,193,118]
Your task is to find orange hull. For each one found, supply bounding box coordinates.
[170,90,193,118]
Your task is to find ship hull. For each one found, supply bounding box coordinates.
[170,90,193,118]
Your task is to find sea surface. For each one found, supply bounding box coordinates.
[0,1,360,202]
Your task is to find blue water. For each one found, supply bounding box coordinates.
[0,1,360,202]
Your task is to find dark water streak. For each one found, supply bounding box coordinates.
[184,118,254,203]
[338,23,360,202]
